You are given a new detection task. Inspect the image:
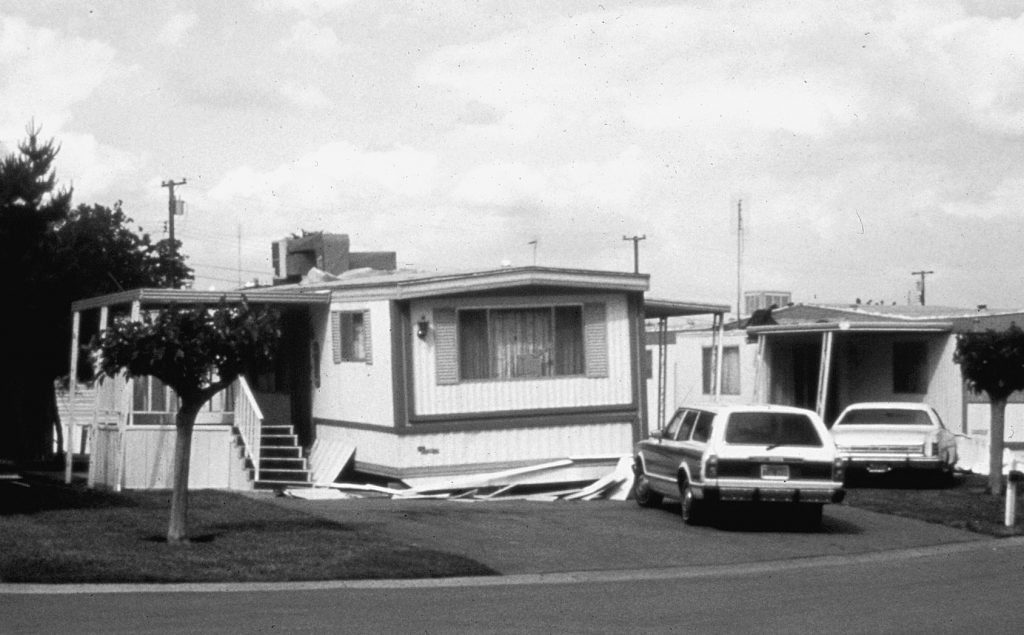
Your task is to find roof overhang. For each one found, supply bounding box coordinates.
[71,287,332,312]
[747,320,954,336]
[387,266,651,301]
[644,298,730,319]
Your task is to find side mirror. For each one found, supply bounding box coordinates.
[649,430,663,440]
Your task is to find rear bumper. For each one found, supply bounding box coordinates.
[841,455,945,472]
[696,482,845,505]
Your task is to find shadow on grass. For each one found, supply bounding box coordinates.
[657,501,861,534]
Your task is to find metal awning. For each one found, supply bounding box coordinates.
[645,298,730,318]
[747,320,954,336]
[71,287,332,312]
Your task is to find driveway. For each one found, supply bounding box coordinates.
[265,495,985,575]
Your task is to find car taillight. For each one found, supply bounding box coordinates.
[703,455,718,480]
[930,441,939,457]
[832,457,847,482]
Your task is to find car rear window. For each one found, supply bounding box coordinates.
[724,412,823,447]
[837,409,932,426]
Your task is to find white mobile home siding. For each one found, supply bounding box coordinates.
[315,420,634,478]
[646,329,757,435]
[410,293,634,416]
[312,300,395,427]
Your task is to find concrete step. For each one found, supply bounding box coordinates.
[260,457,307,471]
[261,425,294,435]
[253,480,313,490]
[260,434,299,447]
[261,446,304,459]
[256,468,311,482]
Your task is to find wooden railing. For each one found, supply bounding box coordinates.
[234,376,264,480]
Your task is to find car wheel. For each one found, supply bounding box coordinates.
[632,470,663,508]
[681,483,708,526]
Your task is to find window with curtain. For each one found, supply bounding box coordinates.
[457,306,584,380]
[702,346,741,395]
[332,311,368,362]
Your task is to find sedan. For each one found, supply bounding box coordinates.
[831,402,957,481]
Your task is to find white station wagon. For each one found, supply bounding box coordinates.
[831,402,958,481]
[632,404,846,527]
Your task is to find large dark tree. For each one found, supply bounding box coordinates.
[0,125,192,463]
[97,299,280,542]
[953,324,1024,495]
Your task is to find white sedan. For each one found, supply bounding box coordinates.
[831,402,957,480]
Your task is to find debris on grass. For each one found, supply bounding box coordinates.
[284,455,636,504]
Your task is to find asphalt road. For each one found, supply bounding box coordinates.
[4,538,1024,634]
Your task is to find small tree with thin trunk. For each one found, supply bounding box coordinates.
[96,298,280,542]
[953,324,1024,495]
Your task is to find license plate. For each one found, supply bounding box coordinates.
[761,464,790,480]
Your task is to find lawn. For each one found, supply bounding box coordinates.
[0,473,496,584]
[843,471,1024,537]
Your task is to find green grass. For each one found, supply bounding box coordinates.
[0,474,496,584]
[844,471,1024,537]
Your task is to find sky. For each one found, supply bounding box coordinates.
[2,0,1024,313]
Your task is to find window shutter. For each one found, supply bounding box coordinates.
[434,308,458,385]
[330,311,342,363]
[362,309,372,365]
[583,302,608,378]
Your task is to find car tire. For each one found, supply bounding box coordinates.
[681,483,709,526]
[632,470,663,508]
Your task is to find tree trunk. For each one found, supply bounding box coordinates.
[167,400,202,543]
[988,397,1007,496]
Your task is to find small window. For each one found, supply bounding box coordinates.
[675,410,698,441]
[702,346,741,395]
[332,311,371,363]
[893,341,927,394]
[690,411,714,442]
[664,410,685,439]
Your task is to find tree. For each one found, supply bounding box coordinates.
[0,125,192,462]
[953,324,1024,494]
[97,299,280,542]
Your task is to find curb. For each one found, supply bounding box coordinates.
[4,535,1024,595]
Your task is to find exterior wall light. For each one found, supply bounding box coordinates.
[417,316,430,339]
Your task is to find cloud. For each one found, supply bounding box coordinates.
[57,132,143,204]
[278,82,331,109]
[277,19,344,58]
[0,15,120,138]
[209,141,437,210]
[158,12,198,46]
[257,0,355,17]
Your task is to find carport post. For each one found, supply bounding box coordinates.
[815,331,834,419]
[65,310,80,484]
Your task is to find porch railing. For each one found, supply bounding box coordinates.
[234,376,264,481]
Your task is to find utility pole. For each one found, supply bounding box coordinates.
[161,178,187,245]
[912,270,934,305]
[622,234,646,273]
[736,199,744,321]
